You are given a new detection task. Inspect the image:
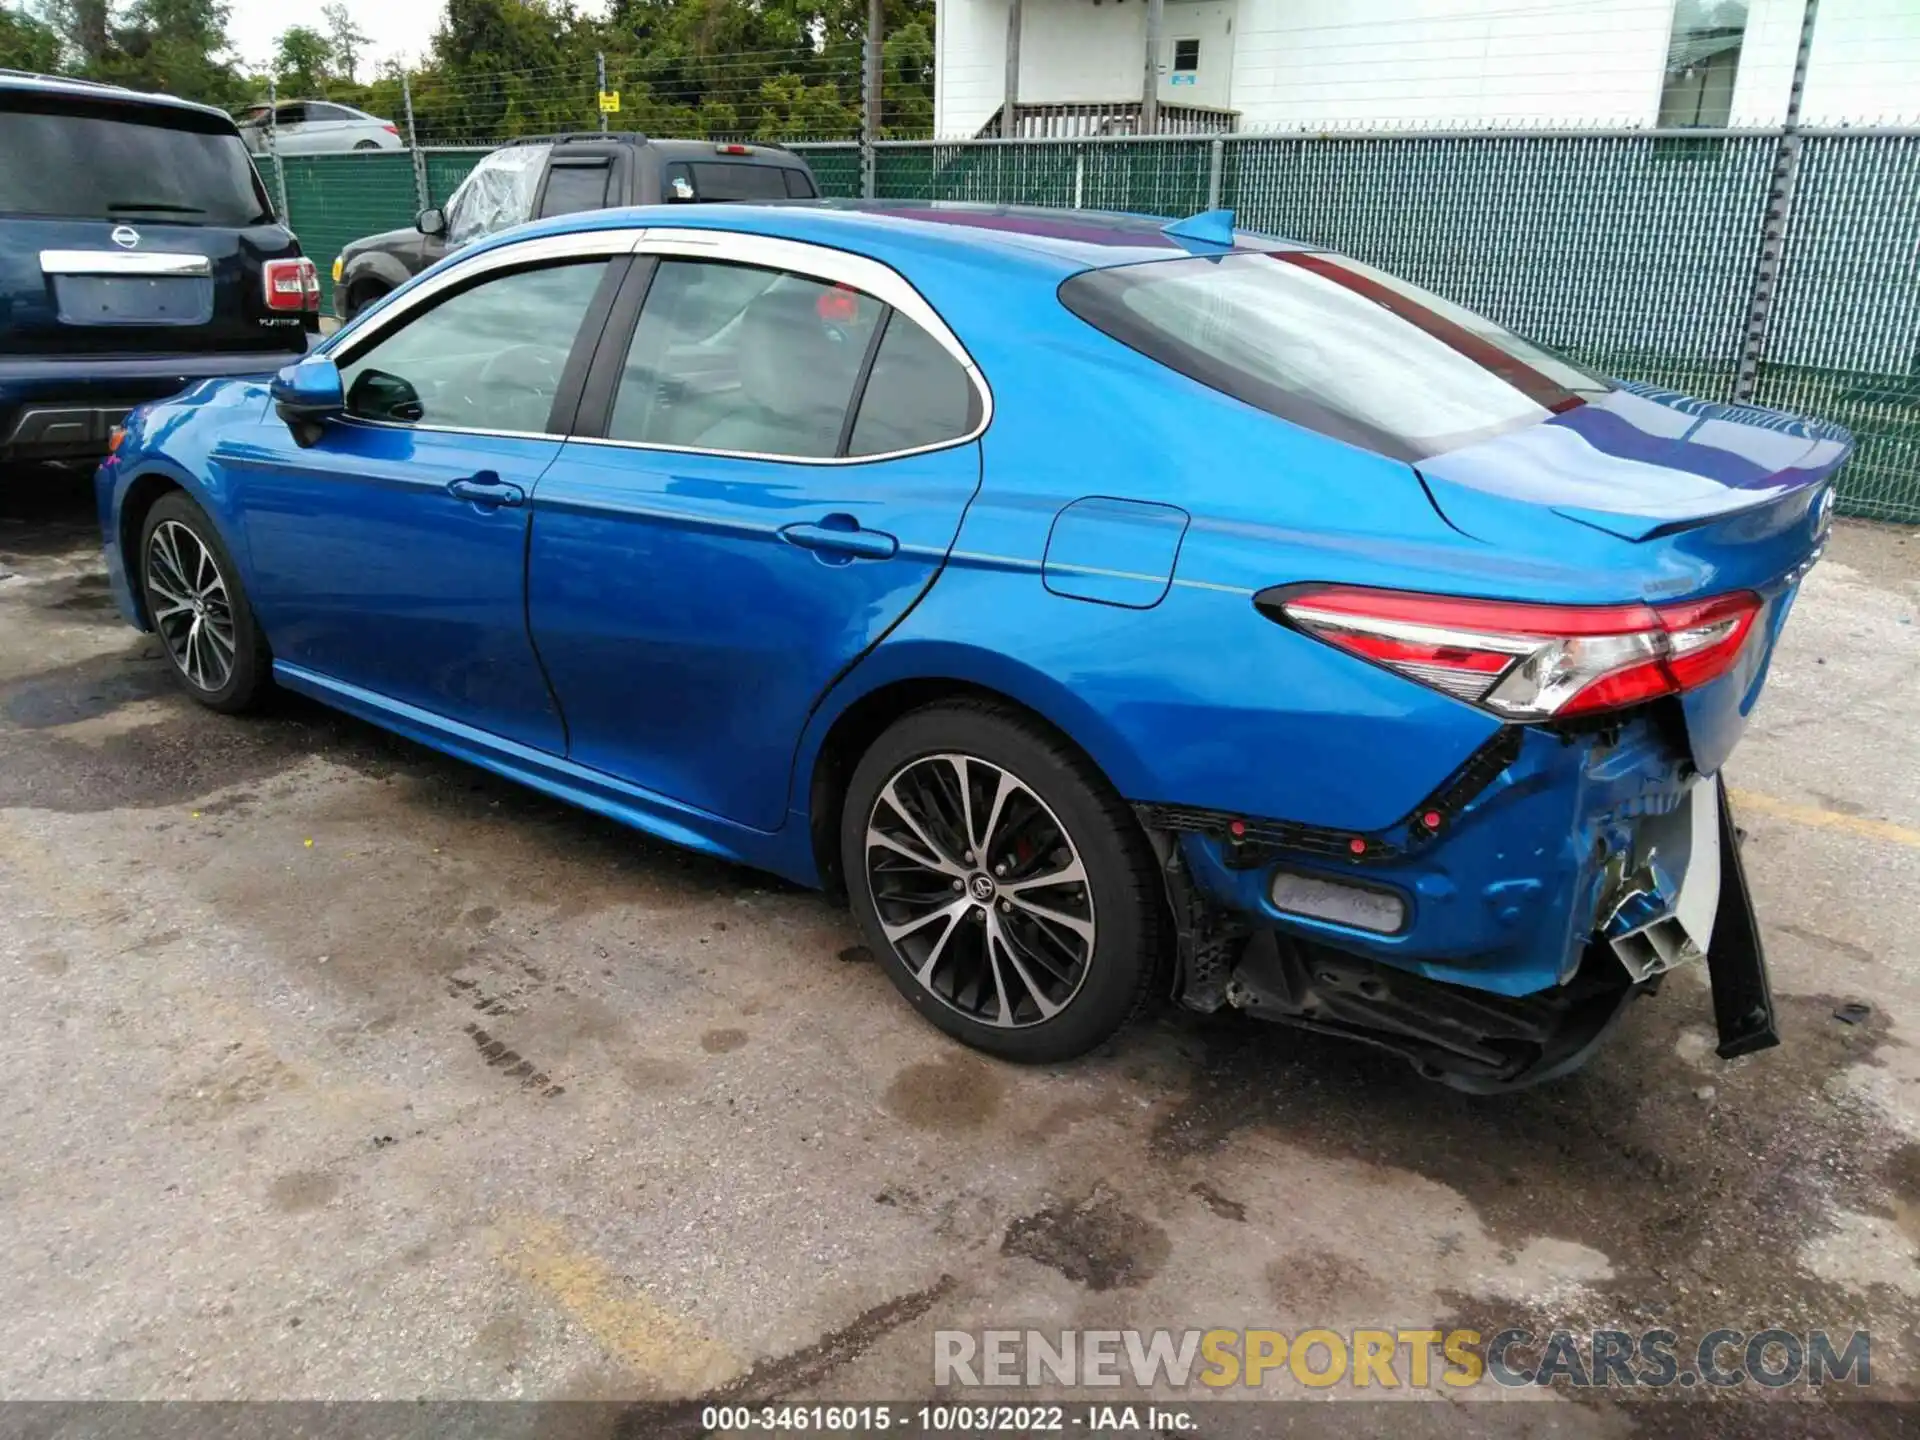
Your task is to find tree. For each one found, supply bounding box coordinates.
[273,23,334,97]
[110,0,248,108]
[322,1,368,83]
[35,0,110,68]
[0,3,61,70]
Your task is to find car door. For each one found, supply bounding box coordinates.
[229,237,634,752]
[271,102,313,156]
[301,102,356,153]
[527,233,988,831]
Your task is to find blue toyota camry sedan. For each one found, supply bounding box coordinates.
[97,201,1849,1089]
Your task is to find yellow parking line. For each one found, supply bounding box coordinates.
[491,1213,740,1392]
[1729,788,1920,850]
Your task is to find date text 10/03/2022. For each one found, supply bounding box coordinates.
[698,1406,1199,1432]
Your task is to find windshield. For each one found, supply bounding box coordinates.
[448,145,550,246]
[1059,250,1609,461]
[0,97,274,226]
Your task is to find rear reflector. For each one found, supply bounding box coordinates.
[1270,870,1407,933]
[263,256,320,313]
[1270,585,1761,721]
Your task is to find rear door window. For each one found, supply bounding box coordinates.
[1059,250,1611,461]
[608,259,880,457]
[0,95,273,226]
[663,161,813,203]
[538,160,613,218]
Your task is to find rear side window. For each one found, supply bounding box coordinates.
[663,161,815,203]
[538,161,612,218]
[0,97,273,227]
[1059,251,1610,461]
[848,315,977,457]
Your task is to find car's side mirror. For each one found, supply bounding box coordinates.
[271,359,344,447]
[416,206,447,237]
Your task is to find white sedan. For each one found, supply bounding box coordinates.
[238,100,402,155]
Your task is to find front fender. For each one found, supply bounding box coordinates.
[99,380,271,625]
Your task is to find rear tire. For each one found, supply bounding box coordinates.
[345,281,389,319]
[139,491,270,714]
[841,701,1164,1063]
[353,139,380,151]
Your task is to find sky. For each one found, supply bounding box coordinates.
[227,0,444,76]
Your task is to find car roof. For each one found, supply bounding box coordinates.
[490,199,1315,279]
[0,70,237,123]
[493,133,809,164]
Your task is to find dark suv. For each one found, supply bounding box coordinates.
[0,72,318,465]
[332,133,820,320]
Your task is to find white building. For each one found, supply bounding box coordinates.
[933,0,1920,138]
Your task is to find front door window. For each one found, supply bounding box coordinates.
[338,260,609,434]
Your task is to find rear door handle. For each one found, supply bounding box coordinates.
[447,473,525,508]
[779,514,897,561]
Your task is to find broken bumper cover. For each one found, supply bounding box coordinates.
[1142,720,1778,1086]
[1703,783,1778,1058]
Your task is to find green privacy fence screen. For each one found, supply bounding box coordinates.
[278,129,1920,523]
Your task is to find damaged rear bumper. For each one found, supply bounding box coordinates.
[1141,724,1778,1089]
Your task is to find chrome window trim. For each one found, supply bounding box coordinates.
[40,250,212,277]
[582,226,991,466]
[313,223,992,462]
[321,228,648,364]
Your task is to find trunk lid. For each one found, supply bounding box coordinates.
[1419,380,1851,773]
[0,86,301,357]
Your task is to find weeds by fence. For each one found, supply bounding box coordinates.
[280,127,1920,525]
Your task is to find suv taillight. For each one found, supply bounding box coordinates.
[1267,585,1762,720]
[263,256,320,313]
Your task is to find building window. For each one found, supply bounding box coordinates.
[1659,0,1748,127]
[1172,38,1200,73]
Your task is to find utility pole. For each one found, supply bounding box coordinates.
[401,69,427,214]
[1734,0,1820,402]
[1001,0,1021,138]
[860,15,877,197]
[597,51,608,132]
[1141,0,1164,133]
[266,75,290,224]
[866,0,884,139]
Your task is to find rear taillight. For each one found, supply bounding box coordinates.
[263,256,320,313]
[383,123,399,136]
[1270,585,1762,720]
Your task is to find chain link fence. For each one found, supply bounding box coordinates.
[277,126,1920,524]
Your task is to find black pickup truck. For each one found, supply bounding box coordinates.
[331,133,820,320]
